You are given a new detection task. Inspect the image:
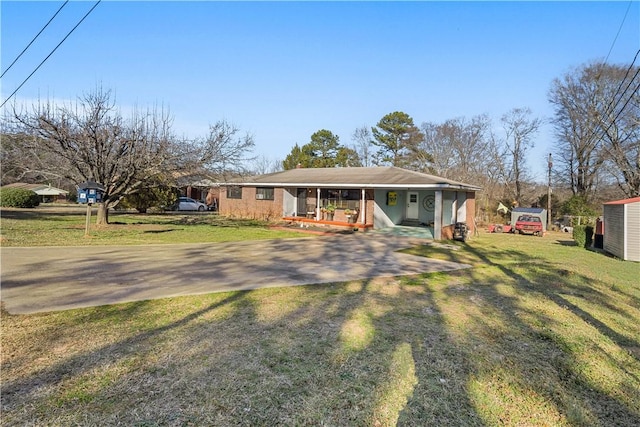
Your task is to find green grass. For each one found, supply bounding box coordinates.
[1,210,639,425]
[0,207,305,246]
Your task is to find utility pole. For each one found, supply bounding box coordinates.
[547,153,552,230]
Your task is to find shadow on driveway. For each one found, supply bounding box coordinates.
[1,234,470,314]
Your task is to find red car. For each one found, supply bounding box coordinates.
[514,215,543,236]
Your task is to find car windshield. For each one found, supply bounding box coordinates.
[517,215,540,222]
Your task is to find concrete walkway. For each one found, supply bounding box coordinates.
[1,234,470,314]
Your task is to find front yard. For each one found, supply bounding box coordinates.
[1,209,639,425]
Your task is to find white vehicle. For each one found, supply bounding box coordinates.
[177,197,207,211]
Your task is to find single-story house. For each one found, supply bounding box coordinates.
[510,207,547,231]
[1,182,69,203]
[174,171,222,210]
[603,196,640,262]
[219,166,480,240]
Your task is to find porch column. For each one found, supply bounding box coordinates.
[316,188,321,220]
[434,190,443,240]
[453,192,458,224]
[360,189,366,224]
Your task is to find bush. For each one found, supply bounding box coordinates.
[118,186,179,213]
[561,195,598,217]
[573,225,594,249]
[0,188,41,208]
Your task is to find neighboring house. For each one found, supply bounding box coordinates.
[603,197,640,262]
[174,171,221,211]
[1,183,69,203]
[219,166,480,240]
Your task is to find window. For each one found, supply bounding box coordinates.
[227,186,242,199]
[256,187,274,200]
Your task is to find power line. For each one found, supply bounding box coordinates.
[574,49,640,158]
[1,1,69,79]
[581,2,638,147]
[604,0,634,65]
[602,49,640,118]
[0,0,101,109]
[602,66,640,137]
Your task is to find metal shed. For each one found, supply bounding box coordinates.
[603,197,640,262]
[510,207,547,231]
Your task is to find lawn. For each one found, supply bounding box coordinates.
[1,209,639,426]
[0,206,307,246]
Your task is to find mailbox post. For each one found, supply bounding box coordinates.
[77,181,105,236]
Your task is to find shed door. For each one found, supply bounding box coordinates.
[407,192,419,220]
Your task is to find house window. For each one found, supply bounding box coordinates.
[227,186,242,199]
[256,187,274,200]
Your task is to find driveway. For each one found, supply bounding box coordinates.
[1,234,470,314]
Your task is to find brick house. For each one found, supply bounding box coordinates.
[219,166,480,240]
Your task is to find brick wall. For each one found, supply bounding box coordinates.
[220,186,283,221]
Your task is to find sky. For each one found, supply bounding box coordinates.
[1,1,639,182]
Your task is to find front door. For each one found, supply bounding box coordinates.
[407,192,419,220]
[297,188,307,217]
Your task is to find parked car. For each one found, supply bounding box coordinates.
[177,197,207,211]
[514,215,543,236]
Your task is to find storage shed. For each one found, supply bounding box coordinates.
[510,207,547,231]
[603,197,640,262]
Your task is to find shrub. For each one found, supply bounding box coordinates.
[561,195,598,217]
[573,225,594,249]
[118,186,179,213]
[0,188,40,208]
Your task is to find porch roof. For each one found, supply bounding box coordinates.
[229,166,481,191]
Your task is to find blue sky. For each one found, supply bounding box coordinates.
[2,1,639,181]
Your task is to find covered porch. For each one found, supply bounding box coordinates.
[283,187,374,228]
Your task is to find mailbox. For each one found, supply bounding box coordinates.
[77,181,105,205]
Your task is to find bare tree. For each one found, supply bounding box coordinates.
[420,115,505,221]
[501,107,541,205]
[421,115,497,182]
[0,131,35,184]
[420,122,455,177]
[10,88,178,224]
[594,63,639,197]
[549,63,607,199]
[249,155,283,175]
[351,125,373,166]
[194,120,256,176]
[548,61,640,198]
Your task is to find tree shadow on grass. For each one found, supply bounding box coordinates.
[3,234,470,425]
[446,241,640,425]
[556,240,578,246]
[3,233,639,425]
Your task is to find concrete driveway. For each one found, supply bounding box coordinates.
[1,234,470,314]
